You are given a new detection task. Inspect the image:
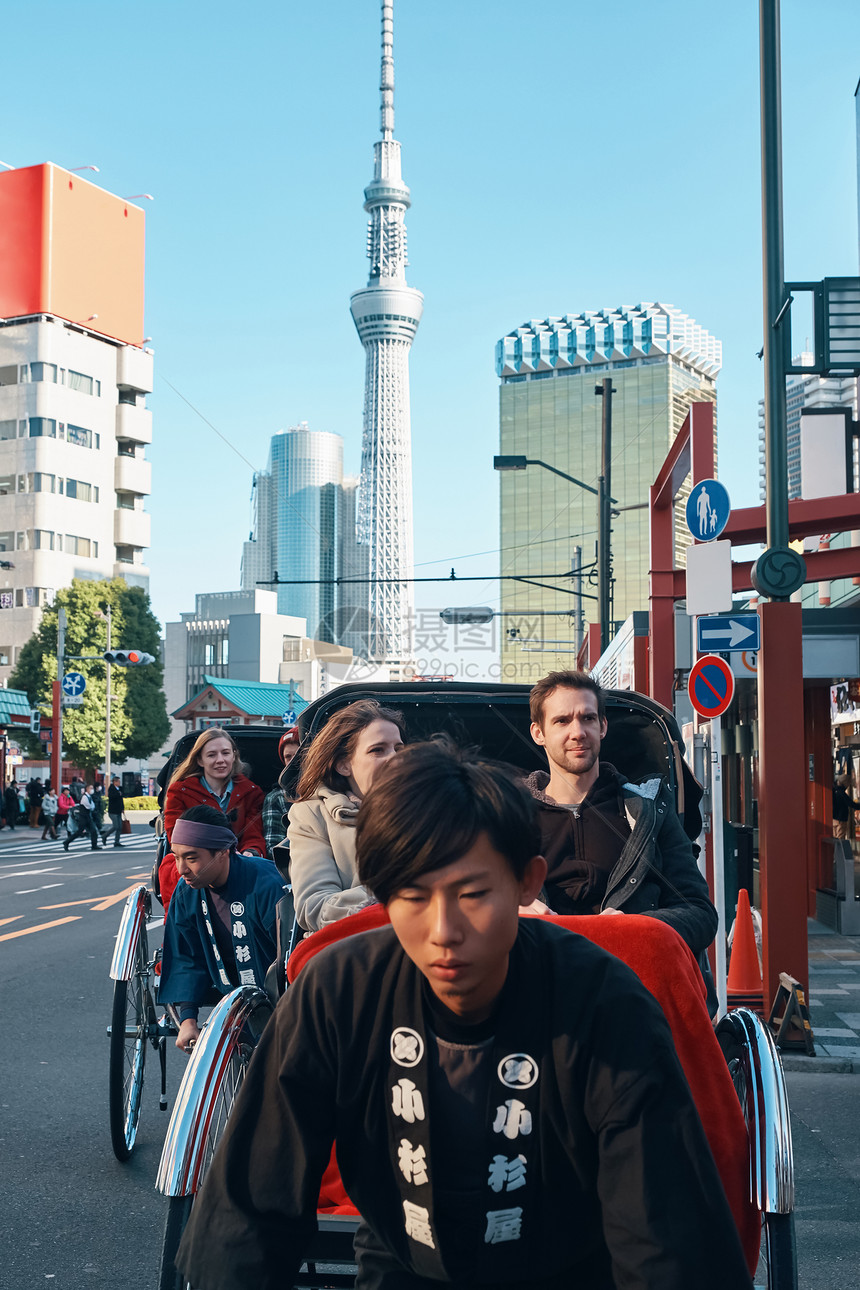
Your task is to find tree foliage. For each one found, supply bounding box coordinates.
[10,579,170,769]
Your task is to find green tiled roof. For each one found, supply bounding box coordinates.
[178,676,310,720]
[0,686,33,726]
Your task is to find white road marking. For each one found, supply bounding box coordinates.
[87,872,116,879]
[0,868,62,881]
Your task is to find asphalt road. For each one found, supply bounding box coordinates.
[0,824,178,1290]
[2,824,859,1289]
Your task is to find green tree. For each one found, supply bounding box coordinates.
[10,578,170,769]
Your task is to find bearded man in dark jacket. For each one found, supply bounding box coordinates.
[526,670,717,957]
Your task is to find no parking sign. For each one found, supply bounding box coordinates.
[688,653,735,720]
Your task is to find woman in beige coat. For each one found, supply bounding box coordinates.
[287,700,406,931]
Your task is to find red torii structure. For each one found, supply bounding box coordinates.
[649,401,860,1007]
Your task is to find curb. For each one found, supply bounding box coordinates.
[780,1054,857,1074]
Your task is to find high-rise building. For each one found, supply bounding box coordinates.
[240,423,369,649]
[757,356,859,500]
[0,163,152,685]
[349,0,422,669]
[496,304,721,683]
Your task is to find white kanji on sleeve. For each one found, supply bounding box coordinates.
[232,920,247,939]
[239,969,256,985]
[397,1138,429,1185]
[392,1078,425,1124]
[492,1099,532,1140]
[484,1207,523,1244]
[487,1153,527,1193]
[403,1200,435,1248]
[235,945,251,964]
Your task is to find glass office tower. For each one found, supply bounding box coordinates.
[496,304,720,683]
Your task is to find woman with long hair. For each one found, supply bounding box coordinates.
[158,727,267,907]
[287,699,405,932]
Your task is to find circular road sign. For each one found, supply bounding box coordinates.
[688,653,735,720]
[283,709,297,728]
[685,479,731,542]
[62,671,87,697]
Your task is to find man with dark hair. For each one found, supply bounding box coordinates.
[526,670,717,956]
[177,739,752,1290]
[101,775,126,848]
[159,804,285,1053]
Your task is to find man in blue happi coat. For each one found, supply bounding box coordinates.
[159,803,284,1052]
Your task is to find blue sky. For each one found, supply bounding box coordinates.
[3,1,859,656]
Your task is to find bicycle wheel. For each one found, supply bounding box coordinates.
[157,1030,258,1287]
[109,923,153,1161]
[764,1211,798,1290]
[158,1194,193,1290]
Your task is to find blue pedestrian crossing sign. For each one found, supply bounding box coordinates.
[62,671,87,697]
[686,479,731,542]
[283,709,297,728]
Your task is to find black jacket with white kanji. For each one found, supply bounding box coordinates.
[177,920,751,1290]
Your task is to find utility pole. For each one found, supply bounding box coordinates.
[50,607,66,792]
[595,379,616,654]
[105,603,112,787]
[571,546,584,655]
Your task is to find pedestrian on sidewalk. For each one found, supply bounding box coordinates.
[101,776,125,848]
[56,786,74,833]
[4,781,20,830]
[832,775,860,840]
[40,786,58,840]
[63,784,101,851]
[27,778,45,828]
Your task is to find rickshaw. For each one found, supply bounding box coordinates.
[106,680,795,1288]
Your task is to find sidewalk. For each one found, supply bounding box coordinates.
[797,917,860,1071]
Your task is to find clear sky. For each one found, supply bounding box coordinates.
[3,1,859,669]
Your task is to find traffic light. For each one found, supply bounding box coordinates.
[29,709,40,733]
[103,650,155,666]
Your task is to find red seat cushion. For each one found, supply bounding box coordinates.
[289,907,760,1273]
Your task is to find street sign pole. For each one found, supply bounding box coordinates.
[51,607,66,793]
[710,714,727,1018]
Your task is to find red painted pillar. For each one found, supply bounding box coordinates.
[757,601,809,1006]
[648,483,676,706]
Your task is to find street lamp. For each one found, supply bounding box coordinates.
[494,454,613,653]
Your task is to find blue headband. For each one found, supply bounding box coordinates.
[172,819,236,852]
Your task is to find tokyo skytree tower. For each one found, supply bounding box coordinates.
[350,0,423,666]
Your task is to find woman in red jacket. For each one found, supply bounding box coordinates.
[158,728,267,907]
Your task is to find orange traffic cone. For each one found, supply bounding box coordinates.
[727,888,763,1007]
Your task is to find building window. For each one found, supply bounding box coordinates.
[116,492,135,510]
[67,369,98,396]
[0,647,9,665]
[0,532,13,552]
[28,417,57,438]
[218,639,229,665]
[0,365,18,386]
[0,592,12,610]
[117,440,135,457]
[66,478,97,503]
[118,389,137,406]
[66,424,96,449]
[25,587,53,607]
[0,476,12,496]
[14,588,23,607]
[65,535,95,557]
[0,420,16,440]
[31,530,56,551]
[29,362,58,383]
[15,531,28,551]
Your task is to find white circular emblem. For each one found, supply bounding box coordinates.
[390,1027,424,1068]
[230,902,245,917]
[497,1053,539,1089]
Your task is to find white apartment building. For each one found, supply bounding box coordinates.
[0,316,152,680]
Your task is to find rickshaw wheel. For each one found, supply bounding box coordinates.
[108,926,153,1160]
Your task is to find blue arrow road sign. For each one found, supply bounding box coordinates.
[62,671,87,697]
[685,478,731,542]
[283,709,297,728]
[696,614,760,654]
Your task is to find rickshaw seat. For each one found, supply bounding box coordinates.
[287,906,761,1273]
